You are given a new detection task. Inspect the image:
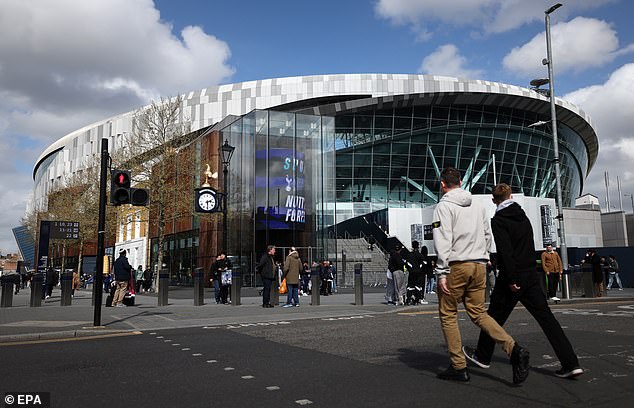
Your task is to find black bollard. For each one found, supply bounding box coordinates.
[30,273,43,307]
[311,266,320,306]
[158,269,169,306]
[231,268,241,306]
[1,279,13,308]
[194,267,204,306]
[354,263,364,305]
[341,251,347,287]
[60,270,73,306]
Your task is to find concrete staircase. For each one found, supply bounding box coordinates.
[327,238,388,287]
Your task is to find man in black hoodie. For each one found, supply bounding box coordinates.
[463,184,583,379]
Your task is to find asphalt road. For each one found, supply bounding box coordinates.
[1,300,633,408]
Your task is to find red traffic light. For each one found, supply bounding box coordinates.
[113,170,131,188]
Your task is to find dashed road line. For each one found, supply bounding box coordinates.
[206,360,217,363]
[192,353,202,356]
[295,399,313,405]
[266,386,280,391]
[181,348,191,351]
[241,375,255,380]
[224,367,235,371]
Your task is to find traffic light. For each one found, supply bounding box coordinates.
[110,169,149,206]
[110,170,131,205]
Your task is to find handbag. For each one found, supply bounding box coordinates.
[280,278,288,294]
[221,270,232,285]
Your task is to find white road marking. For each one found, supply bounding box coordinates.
[241,376,255,379]
[156,336,164,339]
[295,399,313,405]
[172,343,180,346]
[149,332,157,335]
[192,353,202,356]
[164,339,172,342]
[224,367,235,371]
[266,386,280,391]
[181,348,191,351]
[206,360,217,363]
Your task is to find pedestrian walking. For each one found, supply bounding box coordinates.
[143,267,153,292]
[257,245,277,308]
[42,267,55,299]
[135,265,144,293]
[432,168,529,384]
[112,250,133,307]
[72,269,81,297]
[541,244,563,301]
[607,255,623,290]
[210,254,221,304]
[388,244,406,305]
[463,183,583,379]
[214,252,232,304]
[282,247,302,307]
[300,261,311,296]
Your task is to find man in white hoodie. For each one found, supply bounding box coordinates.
[432,167,529,384]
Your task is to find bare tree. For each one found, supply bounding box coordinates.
[121,96,197,286]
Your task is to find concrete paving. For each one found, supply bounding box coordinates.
[1,284,633,343]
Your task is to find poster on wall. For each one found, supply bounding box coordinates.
[256,148,306,230]
[411,224,422,243]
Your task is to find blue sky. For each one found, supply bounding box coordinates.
[0,0,633,253]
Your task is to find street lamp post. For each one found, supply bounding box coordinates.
[544,3,570,299]
[220,139,235,250]
[220,139,236,304]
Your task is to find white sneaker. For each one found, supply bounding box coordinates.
[551,296,560,301]
[420,299,429,305]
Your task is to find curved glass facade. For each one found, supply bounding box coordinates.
[333,103,587,222]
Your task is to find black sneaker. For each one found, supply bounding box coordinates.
[511,344,530,384]
[437,366,470,382]
[555,367,584,378]
[463,346,490,369]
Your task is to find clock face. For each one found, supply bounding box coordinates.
[198,192,216,211]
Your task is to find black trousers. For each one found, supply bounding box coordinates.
[262,277,274,306]
[547,273,560,298]
[476,273,579,370]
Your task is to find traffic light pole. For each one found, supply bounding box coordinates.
[94,138,109,326]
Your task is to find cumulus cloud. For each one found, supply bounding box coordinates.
[0,0,234,252]
[563,64,634,204]
[375,0,617,35]
[503,17,634,77]
[418,44,483,79]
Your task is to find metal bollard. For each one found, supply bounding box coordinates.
[311,266,320,306]
[194,267,204,306]
[60,270,73,306]
[341,251,347,287]
[158,269,169,306]
[1,279,13,308]
[231,269,241,306]
[30,273,43,307]
[354,263,364,305]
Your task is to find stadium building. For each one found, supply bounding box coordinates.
[31,74,598,282]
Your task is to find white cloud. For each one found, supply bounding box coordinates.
[563,64,634,203]
[375,0,617,34]
[418,44,483,79]
[0,0,234,252]
[503,17,634,77]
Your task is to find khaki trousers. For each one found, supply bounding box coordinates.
[112,281,128,306]
[439,262,515,369]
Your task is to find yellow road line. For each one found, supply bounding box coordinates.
[0,331,143,347]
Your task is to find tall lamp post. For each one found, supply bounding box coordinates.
[545,3,570,299]
[220,139,235,250]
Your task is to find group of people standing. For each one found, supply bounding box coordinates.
[386,241,432,305]
[255,245,337,308]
